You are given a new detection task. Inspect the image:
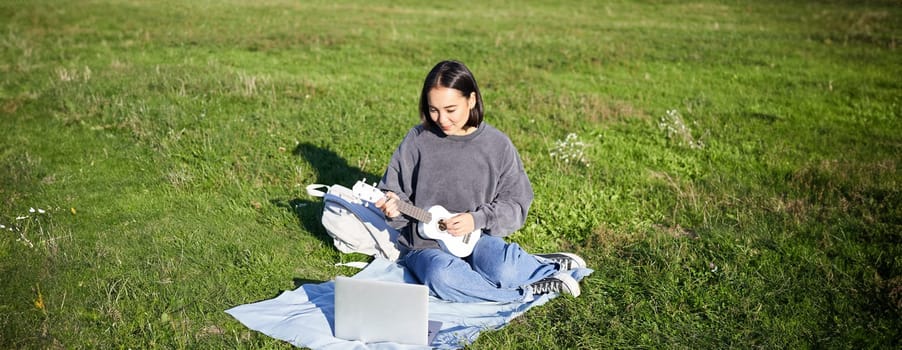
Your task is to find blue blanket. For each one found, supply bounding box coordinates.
[226,258,592,349]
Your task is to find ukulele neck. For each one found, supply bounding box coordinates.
[395,200,432,223]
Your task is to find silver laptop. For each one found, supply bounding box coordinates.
[334,276,434,345]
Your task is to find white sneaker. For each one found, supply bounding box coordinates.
[536,252,587,270]
[530,271,581,297]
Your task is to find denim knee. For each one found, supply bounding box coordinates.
[417,259,458,292]
[474,260,519,288]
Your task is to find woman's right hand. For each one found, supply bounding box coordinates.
[375,191,401,218]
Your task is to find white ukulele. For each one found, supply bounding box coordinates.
[352,179,481,257]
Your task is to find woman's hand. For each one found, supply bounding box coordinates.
[443,213,475,237]
[375,191,401,218]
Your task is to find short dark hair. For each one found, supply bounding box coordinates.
[419,60,484,131]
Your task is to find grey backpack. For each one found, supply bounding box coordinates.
[306,182,401,261]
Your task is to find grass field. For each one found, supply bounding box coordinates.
[1,0,900,348]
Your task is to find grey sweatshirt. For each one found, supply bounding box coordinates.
[378,122,534,250]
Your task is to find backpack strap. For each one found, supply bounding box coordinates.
[306,184,329,198]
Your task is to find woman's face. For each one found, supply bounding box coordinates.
[427,86,476,136]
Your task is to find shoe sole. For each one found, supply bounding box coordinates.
[555,272,581,298]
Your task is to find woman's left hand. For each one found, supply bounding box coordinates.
[444,213,475,236]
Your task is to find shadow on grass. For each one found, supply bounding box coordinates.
[270,142,382,248]
[293,277,326,289]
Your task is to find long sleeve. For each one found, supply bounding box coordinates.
[471,143,533,237]
[378,130,416,231]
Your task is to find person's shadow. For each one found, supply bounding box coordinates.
[270,142,382,248]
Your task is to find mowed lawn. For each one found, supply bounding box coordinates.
[1,0,899,348]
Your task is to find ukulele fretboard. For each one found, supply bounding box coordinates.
[396,201,432,223]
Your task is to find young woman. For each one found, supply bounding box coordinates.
[375,60,586,303]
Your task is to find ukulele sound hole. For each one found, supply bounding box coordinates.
[437,219,447,231]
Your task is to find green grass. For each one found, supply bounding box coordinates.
[1,0,899,348]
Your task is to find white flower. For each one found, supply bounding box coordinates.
[29,208,35,213]
[549,133,590,167]
[659,109,704,149]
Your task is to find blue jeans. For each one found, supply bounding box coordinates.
[400,235,559,303]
